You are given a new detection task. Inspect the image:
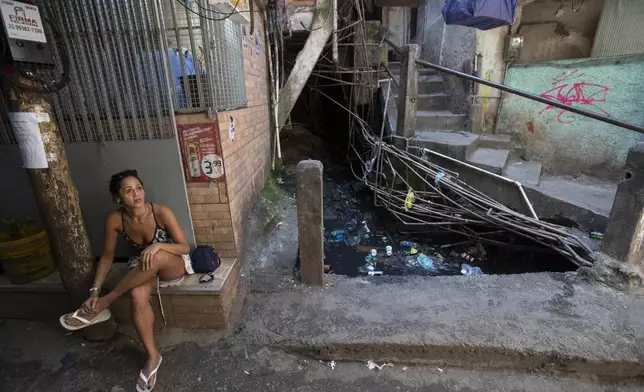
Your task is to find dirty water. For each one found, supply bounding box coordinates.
[284,163,584,279]
[279,165,488,278]
[321,168,466,277]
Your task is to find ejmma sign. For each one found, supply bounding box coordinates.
[1,0,47,43]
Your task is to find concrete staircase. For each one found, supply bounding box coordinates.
[385,62,542,182]
[383,62,616,231]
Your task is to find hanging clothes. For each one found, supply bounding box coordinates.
[442,0,518,31]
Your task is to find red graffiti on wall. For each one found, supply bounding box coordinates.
[538,69,612,123]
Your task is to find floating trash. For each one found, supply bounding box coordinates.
[460,263,484,276]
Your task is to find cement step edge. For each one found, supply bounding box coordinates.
[284,341,644,378]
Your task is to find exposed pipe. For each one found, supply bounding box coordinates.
[381,63,400,88]
[407,142,539,220]
[332,0,338,64]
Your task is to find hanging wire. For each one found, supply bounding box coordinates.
[292,0,595,267]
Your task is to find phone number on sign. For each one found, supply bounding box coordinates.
[8,25,43,34]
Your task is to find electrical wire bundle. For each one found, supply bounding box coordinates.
[297,0,595,266]
[333,92,594,266]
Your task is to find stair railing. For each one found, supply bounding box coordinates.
[384,40,644,135]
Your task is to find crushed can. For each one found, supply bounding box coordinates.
[590,232,604,240]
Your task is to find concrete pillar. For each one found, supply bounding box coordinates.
[396,44,420,138]
[277,0,333,129]
[296,160,324,285]
[602,143,644,265]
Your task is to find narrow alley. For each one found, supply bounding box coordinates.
[1,0,644,391]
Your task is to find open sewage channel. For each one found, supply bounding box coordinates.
[283,158,596,279]
[281,86,599,279]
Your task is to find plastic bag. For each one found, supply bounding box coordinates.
[442,0,517,31]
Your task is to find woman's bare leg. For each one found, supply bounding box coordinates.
[97,250,185,311]
[64,250,185,326]
[130,280,162,389]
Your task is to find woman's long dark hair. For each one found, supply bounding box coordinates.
[109,170,143,202]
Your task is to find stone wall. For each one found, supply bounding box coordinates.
[496,54,644,179]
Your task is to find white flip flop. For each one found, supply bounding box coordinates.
[59,308,112,331]
[136,355,163,392]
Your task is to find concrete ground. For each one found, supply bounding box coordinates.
[1,168,644,391]
[1,319,643,392]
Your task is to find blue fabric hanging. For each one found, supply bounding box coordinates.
[442,0,517,31]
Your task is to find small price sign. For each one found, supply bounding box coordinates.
[201,154,224,179]
[177,123,225,183]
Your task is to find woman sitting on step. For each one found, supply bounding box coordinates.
[59,169,194,392]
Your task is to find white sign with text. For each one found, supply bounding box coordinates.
[1,0,47,43]
[9,112,48,169]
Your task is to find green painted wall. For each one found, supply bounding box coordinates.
[497,55,644,179]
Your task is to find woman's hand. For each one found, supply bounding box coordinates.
[140,243,164,271]
[80,294,99,315]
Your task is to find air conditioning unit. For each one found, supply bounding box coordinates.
[207,0,249,24]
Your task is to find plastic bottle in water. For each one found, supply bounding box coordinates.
[417,254,434,270]
[460,263,483,276]
[368,270,383,276]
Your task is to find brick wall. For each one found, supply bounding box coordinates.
[215,20,272,257]
[180,18,271,259]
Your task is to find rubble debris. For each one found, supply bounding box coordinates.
[590,232,604,240]
[362,221,371,233]
[461,263,484,276]
[366,360,393,370]
[461,253,475,263]
[400,241,418,249]
[320,360,337,370]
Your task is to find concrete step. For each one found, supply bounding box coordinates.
[389,76,445,96]
[523,174,617,231]
[503,159,542,186]
[410,130,479,160]
[466,147,510,174]
[388,93,450,111]
[416,110,467,130]
[477,134,511,150]
[417,93,449,110]
[418,75,444,94]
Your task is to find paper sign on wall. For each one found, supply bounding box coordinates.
[177,122,226,183]
[9,112,48,169]
[1,0,47,43]
[228,116,235,141]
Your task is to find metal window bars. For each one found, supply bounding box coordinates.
[0,0,247,144]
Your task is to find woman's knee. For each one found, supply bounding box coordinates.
[151,250,173,268]
[130,284,151,307]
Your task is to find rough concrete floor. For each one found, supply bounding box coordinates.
[1,319,642,392]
